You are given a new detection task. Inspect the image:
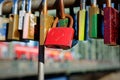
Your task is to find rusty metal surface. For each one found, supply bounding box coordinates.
[2,0,118,14]
[2,0,76,14]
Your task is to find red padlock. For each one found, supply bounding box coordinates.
[45,14,74,49]
[104,0,119,45]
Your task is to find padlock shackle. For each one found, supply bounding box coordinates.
[0,1,4,15]
[52,14,73,28]
[27,0,32,13]
[91,0,97,7]
[80,0,86,10]
[22,0,26,11]
[59,0,65,19]
[65,14,73,28]
[12,0,18,14]
[106,0,111,7]
[43,0,48,15]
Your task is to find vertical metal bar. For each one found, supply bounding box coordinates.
[39,0,46,79]
[38,45,44,80]
[39,0,45,78]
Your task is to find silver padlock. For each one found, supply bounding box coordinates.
[22,0,36,40]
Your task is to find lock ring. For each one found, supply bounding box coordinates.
[52,14,73,28]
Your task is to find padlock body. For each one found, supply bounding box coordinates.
[22,13,36,40]
[0,17,9,41]
[78,10,86,41]
[40,15,54,45]
[89,7,99,38]
[7,14,19,40]
[45,27,74,49]
[104,7,119,45]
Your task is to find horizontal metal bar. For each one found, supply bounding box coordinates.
[2,0,119,14]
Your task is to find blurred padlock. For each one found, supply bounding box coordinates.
[98,3,105,39]
[45,14,74,49]
[22,0,36,40]
[104,0,119,45]
[78,0,87,41]
[89,0,99,38]
[69,7,78,46]
[7,0,20,40]
[40,0,54,45]
[0,1,9,41]
[85,6,89,40]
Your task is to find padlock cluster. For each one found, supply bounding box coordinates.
[0,0,120,50]
[0,0,37,41]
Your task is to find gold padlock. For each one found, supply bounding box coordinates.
[40,0,54,45]
[7,14,19,40]
[7,0,20,40]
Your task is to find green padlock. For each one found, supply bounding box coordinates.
[89,0,99,38]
